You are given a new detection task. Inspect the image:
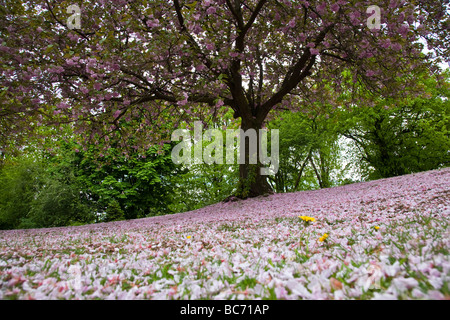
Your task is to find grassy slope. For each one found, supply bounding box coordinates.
[0,168,449,300]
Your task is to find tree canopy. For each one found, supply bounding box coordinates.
[1,0,449,196]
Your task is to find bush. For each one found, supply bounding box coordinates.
[104,199,125,222]
[0,158,44,229]
[0,155,96,230]
[28,178,95,228]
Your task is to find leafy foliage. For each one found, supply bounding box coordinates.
[0,141,181,229]
[339,74,450,180]
[168,124,239,212]
[267,107,343,192]
[0,157,44,229]
[169,163,238,213]
[104,199,125,222]
[73,143,180,220]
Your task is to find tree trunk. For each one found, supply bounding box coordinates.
[236,117,273,198]
[310,156,323,188]
[294,148,313,191]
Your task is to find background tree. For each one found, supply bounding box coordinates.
[0,157,45,229]
[104,199,125,222]
[74,142,180,219]
[339,72,450,180]
[2,0,448,197]
[169,162,239,212]
[168,117,240,211]
[0,137,180,229]
[267,102,343,192]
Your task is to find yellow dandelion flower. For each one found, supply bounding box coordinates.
[186,236,191,239]
[299,216,316,222]
[374,226,380,230]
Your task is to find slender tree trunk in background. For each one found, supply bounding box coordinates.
[319,150,331,188]
[310,156,323,188]
[294,148,313,191]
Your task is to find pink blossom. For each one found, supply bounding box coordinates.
[275,286,288,299]
[195,64,206,72]
[206,7,216,15]
[113,110,122,119]
[146,20,160,28]
[380,39,392,49]
[0,159,448,300]
[331,4,340,12]
[316,3,327,15]
[53,66,64,74]
[391,43,403,51]
[57,102,70,109]
[215,99,224,108]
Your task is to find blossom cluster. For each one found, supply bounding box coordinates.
[0,168,449,300]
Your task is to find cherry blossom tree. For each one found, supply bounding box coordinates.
[1,0,449,197]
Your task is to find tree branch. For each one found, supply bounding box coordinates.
[173,0,214,71]
[242,0,268,35]
[258,24,334,122]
